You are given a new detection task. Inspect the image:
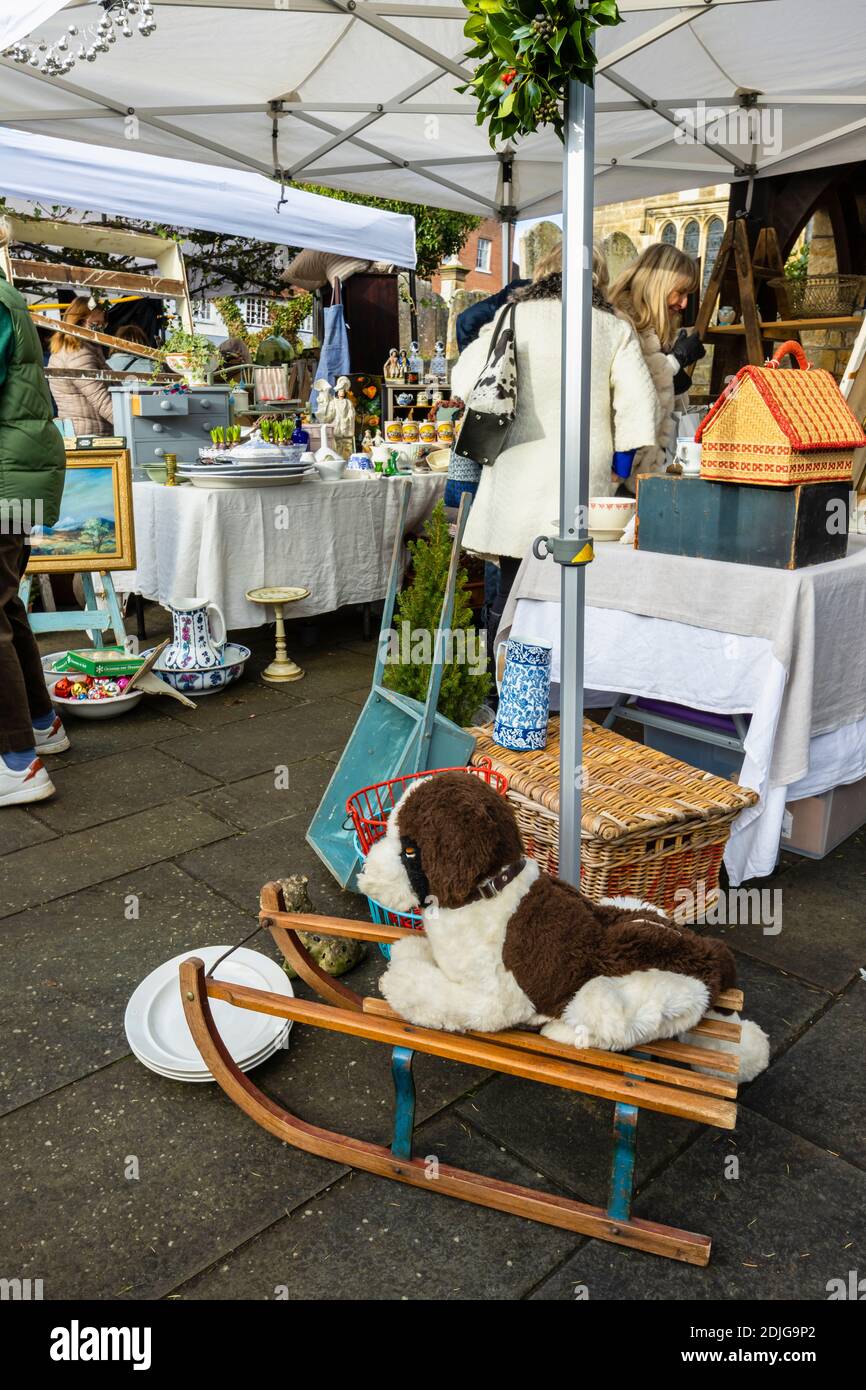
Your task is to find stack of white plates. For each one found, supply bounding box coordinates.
[177,459,317,489]
[125,946,293,1082]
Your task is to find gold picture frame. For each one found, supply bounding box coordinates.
[26,448,136,574]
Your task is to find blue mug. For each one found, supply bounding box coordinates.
[494,636,552,752]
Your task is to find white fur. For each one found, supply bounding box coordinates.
[356,778,430,912]
[680,1009,770,1084]
[381,860,541,1033]
[549,969,709,1052]
[451,301,658,560]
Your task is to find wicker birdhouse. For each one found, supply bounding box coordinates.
[696,340,866,486]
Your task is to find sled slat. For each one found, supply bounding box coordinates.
[361,997,738,1100]
[204,979,737,1129]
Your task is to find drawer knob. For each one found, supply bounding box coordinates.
[160,400,172,411]
[152,423,163,433]
[199,399,211,410]
[154,448,165,458]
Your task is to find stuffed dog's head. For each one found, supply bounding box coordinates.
[357,771,523,912]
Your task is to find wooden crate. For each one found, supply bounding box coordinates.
[469,719,757,915]
[635,473,849,569]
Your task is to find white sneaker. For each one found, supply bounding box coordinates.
[33,715,70,755]
[0,756,56,807]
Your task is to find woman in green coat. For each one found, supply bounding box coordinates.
[0,219,71,806]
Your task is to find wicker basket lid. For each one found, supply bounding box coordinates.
[470,719,758,844]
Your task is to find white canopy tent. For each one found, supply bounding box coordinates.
[1,0,865,221]
[0,126,417,264]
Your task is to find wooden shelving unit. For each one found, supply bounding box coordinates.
[706,316,862,340]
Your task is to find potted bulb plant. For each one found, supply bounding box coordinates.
[158,323,218,386]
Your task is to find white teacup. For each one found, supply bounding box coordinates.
[675,439,702,475]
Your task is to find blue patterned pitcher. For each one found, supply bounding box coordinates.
[163,596,227,671]
[494,637,552,751]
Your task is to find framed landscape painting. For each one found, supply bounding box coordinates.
[27,449,136,574]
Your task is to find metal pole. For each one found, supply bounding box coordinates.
[558,76,595,887]
[500,155,514,290]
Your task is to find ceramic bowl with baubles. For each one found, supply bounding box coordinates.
[314,456,346,481]
[588,496,636,540]
[142,642,250,695]
[51,686,144,719]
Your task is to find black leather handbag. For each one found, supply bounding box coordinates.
[454,302,518,467]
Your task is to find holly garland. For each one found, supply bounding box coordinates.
[460,0,623,143]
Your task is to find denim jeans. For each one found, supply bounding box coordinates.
[0,531,53,752]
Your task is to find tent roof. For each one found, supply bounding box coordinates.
[0,126,417,265]
[2,0,865,220]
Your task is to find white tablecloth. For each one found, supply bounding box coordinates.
[120,474,446,629]
[498,538,866,884]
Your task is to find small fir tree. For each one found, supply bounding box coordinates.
[384,501,491,727]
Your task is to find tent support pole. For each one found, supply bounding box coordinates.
[558,76,595,889]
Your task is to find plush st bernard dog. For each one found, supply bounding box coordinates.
[358,771,769,1081]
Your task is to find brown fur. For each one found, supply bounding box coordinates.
[398,772,523,910]
[503,874,736,1018]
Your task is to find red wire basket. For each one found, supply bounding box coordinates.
[346,758,509,856]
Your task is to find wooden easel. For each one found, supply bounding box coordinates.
[695,216,795,368]
[20,571,127,649]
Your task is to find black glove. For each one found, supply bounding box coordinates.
[671,329,706,369]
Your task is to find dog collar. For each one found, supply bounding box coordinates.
[465,858,527,904]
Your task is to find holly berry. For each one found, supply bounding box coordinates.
[536,94,560,125]
[531,16,556,40]
[502,67,517,85]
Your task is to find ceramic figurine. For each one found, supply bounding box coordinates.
[407,340,424,382]
[717,305,737,326]
[314,378,336,424]
[383,348,401,381]
[399,348,410,380]
[361,429,374,455]
[372,428,385,448]
[332,375,356,459]
[430,340,447,379]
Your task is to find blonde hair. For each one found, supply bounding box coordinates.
[50,297,97,354]
[531,241,611,296]
[609,243,699,350]
[0,216,11,249]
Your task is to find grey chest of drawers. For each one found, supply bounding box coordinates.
[110,384,233,479]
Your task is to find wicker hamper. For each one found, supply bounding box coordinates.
[695,339,866,486]
[469,719,758,915]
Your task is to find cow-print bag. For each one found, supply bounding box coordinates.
[454,302,518,467]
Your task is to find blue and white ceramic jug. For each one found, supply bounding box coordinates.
[163,596,227,670]
[493,636,552,751]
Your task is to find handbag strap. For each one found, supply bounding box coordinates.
[476,300,518,400]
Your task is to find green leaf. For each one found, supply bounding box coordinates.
[551,26,568,55]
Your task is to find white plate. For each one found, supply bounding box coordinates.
[182,469,318,489]
[129,1024,290,1083]
[124,945,293,1074]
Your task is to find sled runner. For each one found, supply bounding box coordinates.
[180,883,748,1267]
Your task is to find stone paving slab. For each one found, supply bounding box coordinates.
[177,819,366,921]
[0,800,233,919]
[710,837,866,993]
[189,756,334,832]
[0,863,256,1113]
[0,1055,344,1301]
[1,808,56,854]
[28,747,218,835]
[41,703,186,771]
[175,1110,579,1301]
[156,699,360,785]
[746,982,866,1172]
[529,1108,866,1301]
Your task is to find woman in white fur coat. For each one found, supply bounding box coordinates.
[609,243,705,487]
[451,246,658,620]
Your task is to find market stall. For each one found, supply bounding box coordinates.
[498,536,866,882]
[118,471,446,629]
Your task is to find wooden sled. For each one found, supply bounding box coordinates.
[179,883,747,1267]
